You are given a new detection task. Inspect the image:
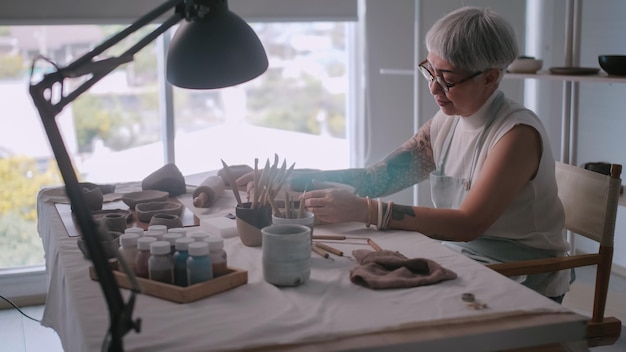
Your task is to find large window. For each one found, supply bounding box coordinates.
[0,21,352,270]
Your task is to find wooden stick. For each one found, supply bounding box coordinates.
[266,188,282,217]
[297,187,307,218]
[313,235,346,240]
[284,191,292,218]
[220,159,242,206]
[312,243,330,258]
[367,238,383,251]
[314,242,343,256]
[252,158,259,208]
[257,159,271,206]
[269,162,296,201]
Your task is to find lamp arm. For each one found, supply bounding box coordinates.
[28,1,186,351]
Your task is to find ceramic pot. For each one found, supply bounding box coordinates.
[235,202,272,247]
[77,231,122,260]
[272,210,315,236]
[262,224,311,287]
[101,213,128,233]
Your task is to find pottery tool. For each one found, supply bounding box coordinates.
[312,243,330,259]
[314,242,343,257]
[312,235,383,251]
[192,175,225,208]
[297,187,307,218]
[252,158,259,208]
[367,238,383,251]
[220,159,243,206]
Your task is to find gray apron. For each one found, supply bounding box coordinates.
[430,91,505,208]
[430,92,573,296]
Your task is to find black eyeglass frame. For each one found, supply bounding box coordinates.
[418,59,486,92]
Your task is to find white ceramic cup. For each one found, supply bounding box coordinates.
[261,224,311,287]
[271,210,314,235]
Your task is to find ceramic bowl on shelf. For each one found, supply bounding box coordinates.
[507,57,543,74]
[598,55,626,76]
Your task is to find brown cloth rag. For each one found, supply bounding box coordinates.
[349,249,457,289]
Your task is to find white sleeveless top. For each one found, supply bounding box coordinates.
[430,91,568,252]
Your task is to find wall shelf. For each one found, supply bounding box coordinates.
[505,71,626,84]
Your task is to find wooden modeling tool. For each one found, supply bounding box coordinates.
[220,159,243,206]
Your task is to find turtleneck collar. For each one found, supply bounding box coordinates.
[459,90,501,131]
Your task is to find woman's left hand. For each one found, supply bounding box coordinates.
[301,188,367,224]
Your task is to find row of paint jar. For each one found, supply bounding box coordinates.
[117,226,227,286]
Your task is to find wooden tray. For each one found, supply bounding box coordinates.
[89,265,247,303]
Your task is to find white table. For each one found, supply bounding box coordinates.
[37,179,589,352]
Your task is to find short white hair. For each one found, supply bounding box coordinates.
[425,6,519,73]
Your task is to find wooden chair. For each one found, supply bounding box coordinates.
[487,161,623,347]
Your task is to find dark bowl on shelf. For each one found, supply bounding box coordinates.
[598,55,626,76]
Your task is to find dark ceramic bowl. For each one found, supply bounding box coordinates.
[598,55,626,76]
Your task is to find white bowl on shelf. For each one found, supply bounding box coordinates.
[508,58,543,74]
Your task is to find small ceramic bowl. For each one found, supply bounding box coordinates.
[598,55,626,76]
[121,190,169,210]
[508,57,543,74]
[148,213,184,229]
[77,231,122,260]
[135,201,184,223]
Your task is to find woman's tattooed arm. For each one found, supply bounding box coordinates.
[317,119,436,197]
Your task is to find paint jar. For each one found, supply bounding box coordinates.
[173,237,195,287]
[135,236,157,278]
[187,242,213,285]
[118,233,140,274]
[163,232,183,254]
[205,237,228,276]
[148,241,173,284]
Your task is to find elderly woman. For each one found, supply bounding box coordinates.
[238,7,571,302]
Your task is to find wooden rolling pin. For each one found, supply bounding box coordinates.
[192,175,225,208]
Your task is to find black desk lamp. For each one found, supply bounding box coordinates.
[28,0,268,350]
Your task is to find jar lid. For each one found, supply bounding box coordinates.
[137,236,157,250]
[188,242,209,256]
[150,241,171,255]
[205,237,224,250]
[147,224,167,234]
[189,230,211,242]
[168,227,187,236]
[120,233,140,247]
[144,229,164,241]
[124,227,144,236]
[175,237,195,251]
[163,232,183,245]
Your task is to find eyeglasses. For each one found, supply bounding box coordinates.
[418,59,485,92]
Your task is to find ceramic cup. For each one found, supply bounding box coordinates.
[271,210,315,236]
[101,213,128,233]
[235,202,273,247]
[262,224,311,287]
[148,213,183,229]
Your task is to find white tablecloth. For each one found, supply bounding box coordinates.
[37,180,585,352]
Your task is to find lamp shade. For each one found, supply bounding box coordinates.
[166,2,268,89]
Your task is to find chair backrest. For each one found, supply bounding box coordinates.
[555,161,622,246]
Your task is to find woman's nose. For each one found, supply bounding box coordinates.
[428,79,444,95]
